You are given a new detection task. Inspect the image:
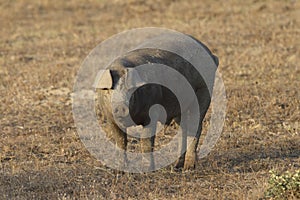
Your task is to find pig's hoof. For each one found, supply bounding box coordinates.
[183,156,196,171]
[174,159,184,170]
[183,163,195,171]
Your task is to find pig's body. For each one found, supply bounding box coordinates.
[96,35,218,170]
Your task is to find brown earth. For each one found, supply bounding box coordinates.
[0,0,299,199]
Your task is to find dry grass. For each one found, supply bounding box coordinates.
[0,0,299,199]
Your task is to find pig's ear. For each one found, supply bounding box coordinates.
[212,55,219,66]
[125,68,146,89]
[93,69,113,89]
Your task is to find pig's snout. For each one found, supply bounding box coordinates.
[113,104,129,118]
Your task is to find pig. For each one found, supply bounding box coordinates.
[95,34,219,171]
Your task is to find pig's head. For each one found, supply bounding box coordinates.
[95,67,147,129]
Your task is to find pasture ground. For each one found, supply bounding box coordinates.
[0,0,299,199]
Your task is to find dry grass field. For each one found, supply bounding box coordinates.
[0,0,299,199]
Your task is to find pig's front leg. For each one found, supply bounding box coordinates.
[109,123,128,169]
[140,124,157,171]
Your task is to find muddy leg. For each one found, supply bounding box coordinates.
[184,137,199,170]
[184,87,211,170]
[110,123,128,169]
[174,119,187,170]
[184,123,202,170]
[140,126,156,171]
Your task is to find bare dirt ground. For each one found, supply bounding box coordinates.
[0,0,299,199]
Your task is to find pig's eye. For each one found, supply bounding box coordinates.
[114,107,119,113]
